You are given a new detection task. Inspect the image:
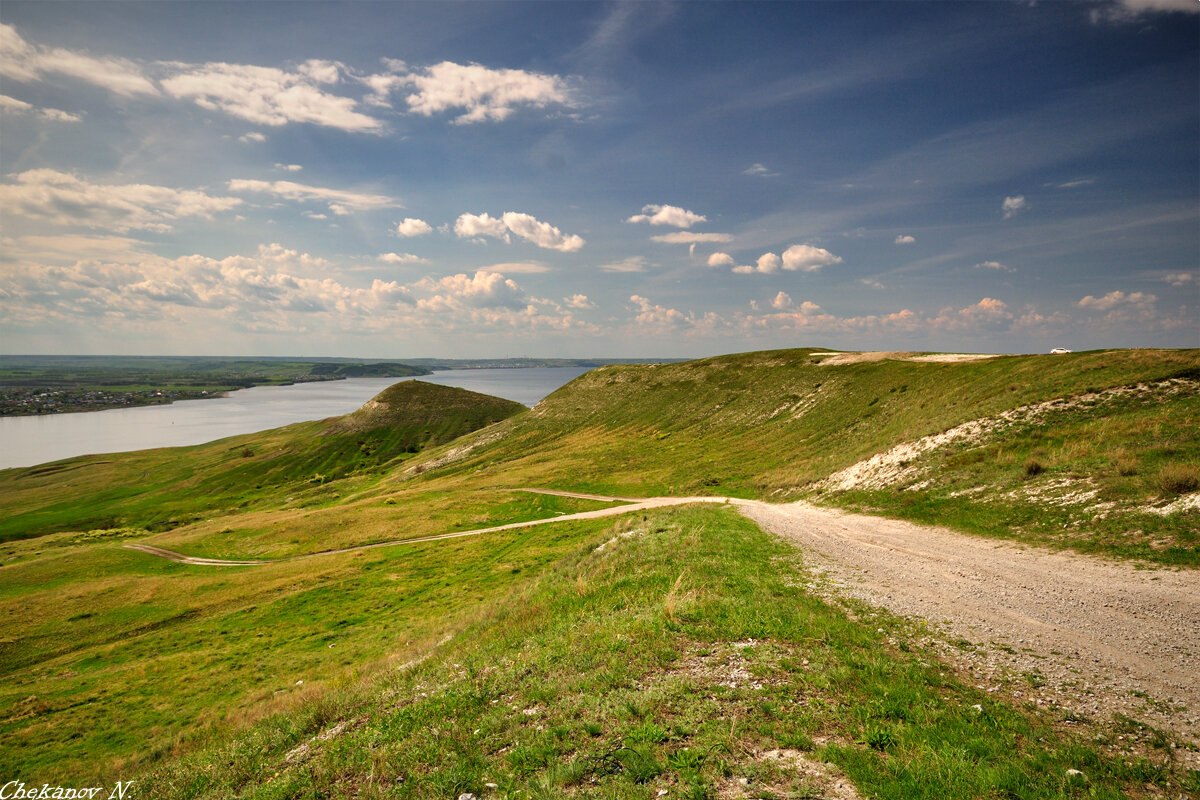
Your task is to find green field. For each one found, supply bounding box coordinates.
[1,348,1197,796]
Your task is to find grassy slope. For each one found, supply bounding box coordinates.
[0,381,525,543]
[2,348,1198,792]
[142,506,1195,799]
[409,348,1199,562]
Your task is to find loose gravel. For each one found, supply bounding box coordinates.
[739,500,1200,768]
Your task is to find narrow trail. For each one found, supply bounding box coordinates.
[123,488,1200,756]
[123,490,731,566]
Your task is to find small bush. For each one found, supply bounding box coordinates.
[1024,458,1046,477]
[1156,463,1200,496]
[1115,456,1139,477]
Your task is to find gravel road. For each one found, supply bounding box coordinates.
[739,500,1200,765]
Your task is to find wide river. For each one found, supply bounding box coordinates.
[0,367,592,470]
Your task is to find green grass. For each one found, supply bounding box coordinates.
[2,346,1198,793]
[0,381,524,543]
[133,506,1194,799]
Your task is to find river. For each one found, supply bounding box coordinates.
[0,367,591,470]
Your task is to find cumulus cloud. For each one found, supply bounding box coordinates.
[599,256,648,273]
[0,169,242,232]
[1078,290,1157,311]
[0,241,595,338]
[756,253,782,275]
[454,211,584,252]
[0,23,158,97]
[707,252,734,268]
[931,297,1015,332]
[975,260,1013,271]
[894,234,915,244]
[1002,195,1029,219]
[377,252,426,264]
[275,163,303,172]
[626,204,707,228]
[392,61,575,124]
[1162,272,1195,287]
[564,294,595,309]
[771,291,794,310]
[239,132,266,143]
[629,294,693,329]
[228,179,397,214]
[782,244,842,272]
[395,217,432,237]
[162,62,381,132]
[650,232,733,244]
[502,212,585,252]
[0,93,81,122]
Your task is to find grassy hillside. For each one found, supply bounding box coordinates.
[0,380,525,543]
[141,506,1194,799]
[1,347,1197,792]
[409,348,1198,562]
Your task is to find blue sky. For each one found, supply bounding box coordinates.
[1,0,1196,358]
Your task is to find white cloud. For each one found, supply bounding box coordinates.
[396,217,433,237]
[1163,272,1195,288]
[743,163,779,177]
[781,244,843,272]
[395,61,576,124]
[0,240,597,339]
[415,270,528,311]
[275,163,303,172]
[501,212,585,252]
[931,297,1015,332]
[477,261,552,274]
[378,252,426,264]
[1078,290,1157,311]
[894,234,915,244]
[707,252,735,268]
[975,260,1013,271]
[454,211,584,252]
[564,294,595,309]
[455,212,510,241]
[239,132,266,143]
[599,256,648,273]
[0,169,242,232]
[0,93,81,122]
[1002,195,1029,219]
[650,232,733,244]
[756,252,782,275]
[731,264,755,275]
[626,204,707,228]
[228,179,397,214]
[162,62,381,132]
[0,24,158,97]
[859,278,885,289]
[771,291,794,310]
[1048,178,1094,189]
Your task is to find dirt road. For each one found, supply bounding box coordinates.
[739,500,1200,764]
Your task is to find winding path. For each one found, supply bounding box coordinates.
[124,489,1200,757]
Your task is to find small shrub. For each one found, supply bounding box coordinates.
[863,726,897,751]
[1156,463,1199,496]
[1024,458,1046,477]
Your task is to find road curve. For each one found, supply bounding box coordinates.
[122,489,1199,754]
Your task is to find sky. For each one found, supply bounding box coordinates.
[0,0,1196,359]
